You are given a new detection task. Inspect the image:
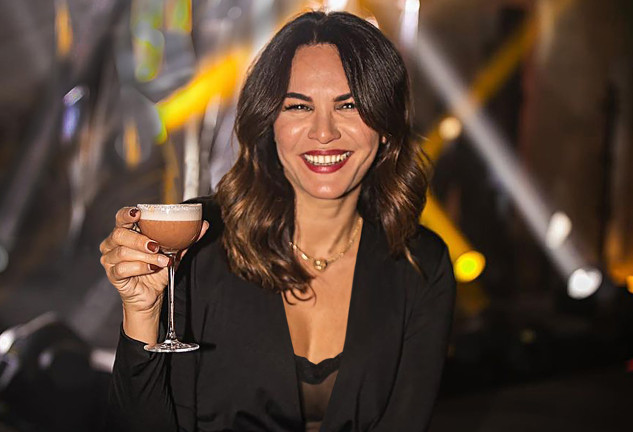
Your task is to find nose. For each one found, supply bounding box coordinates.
[308,110,341,144]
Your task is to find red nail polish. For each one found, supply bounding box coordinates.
[147,241,159,253]
[130,208,139,217]
[149,264,160,271]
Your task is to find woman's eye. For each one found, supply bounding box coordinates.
[283,104,312,111]
[339,102,357,110]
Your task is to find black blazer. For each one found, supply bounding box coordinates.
[107,197,456,432]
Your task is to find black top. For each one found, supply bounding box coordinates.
[295,353,342,430]
[106,196,456,432]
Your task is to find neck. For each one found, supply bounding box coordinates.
[293,191,361,258]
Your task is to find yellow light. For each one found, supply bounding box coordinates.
[455,251,486,283]
[156,48,249,132]
[123,119,141,169]
[469,16,537,107]
[438,116,463,141]
[607,259,633,286]
[55,0,73,58]
[420,129,443,162]
[155,119,168,144]
[420,195,486,283]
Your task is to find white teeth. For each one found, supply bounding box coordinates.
[303,152,352,166]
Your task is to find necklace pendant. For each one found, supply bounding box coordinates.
[313,258,328,271]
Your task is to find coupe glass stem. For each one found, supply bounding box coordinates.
[166,252,178,342]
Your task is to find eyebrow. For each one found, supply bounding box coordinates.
[285,92,353,102]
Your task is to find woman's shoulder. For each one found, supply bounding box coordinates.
[407,224,451,280]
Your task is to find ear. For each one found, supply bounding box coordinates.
[380,136,388,145]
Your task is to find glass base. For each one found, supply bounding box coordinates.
[144,338,199,353]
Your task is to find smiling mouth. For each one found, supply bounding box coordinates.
[302,151,352,166]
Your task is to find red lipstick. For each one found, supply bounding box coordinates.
[301,150,352,173]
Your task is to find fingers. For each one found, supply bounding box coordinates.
[100,206,147,254]
[115,206,140,229]
[106,260,163,282]
[101,246,171,268]
[102,227,159,254]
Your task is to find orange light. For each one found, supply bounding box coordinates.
[55,0,73,58]
[123,120,141,169]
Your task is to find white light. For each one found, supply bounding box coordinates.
[90,348,116,373]
[400,0,420,51]
[63,85,86,106]
[326,0,349,11]
[438,116,462,141]
[546,211,572,249]
[567,267,602,299]
[0,329,15,354]
[252,0,275,55]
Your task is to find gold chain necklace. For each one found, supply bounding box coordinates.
[289,217,362,272]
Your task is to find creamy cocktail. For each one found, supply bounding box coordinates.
[137,203,202,353]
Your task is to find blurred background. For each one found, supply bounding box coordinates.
[0,0,632,431]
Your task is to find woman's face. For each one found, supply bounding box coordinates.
[273,44,380,202]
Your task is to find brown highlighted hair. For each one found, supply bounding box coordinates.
[215,11,428,295]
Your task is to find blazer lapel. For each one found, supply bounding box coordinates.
[320,221,405,431]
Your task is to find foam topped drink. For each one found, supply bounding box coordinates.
[137,204,202,253]
[135,203,203,353]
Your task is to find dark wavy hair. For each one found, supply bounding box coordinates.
[215,10,428,295]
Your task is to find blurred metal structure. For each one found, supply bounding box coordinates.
[0,0,127,269]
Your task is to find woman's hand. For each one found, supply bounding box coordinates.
[99,206,208,342]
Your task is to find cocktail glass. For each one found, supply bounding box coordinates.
[137,203,202,353]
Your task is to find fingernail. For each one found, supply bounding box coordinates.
[149,264,160,272]
[147,241,159,253]
[129,208,139,217]
[157,255,170,267]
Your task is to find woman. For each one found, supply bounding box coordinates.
[101,10,455,432]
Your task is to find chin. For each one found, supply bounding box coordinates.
[308,190,344,200]
[304,183,359,201]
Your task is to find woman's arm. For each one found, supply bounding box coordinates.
[373,245,456,431]
[106,254,198,432]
